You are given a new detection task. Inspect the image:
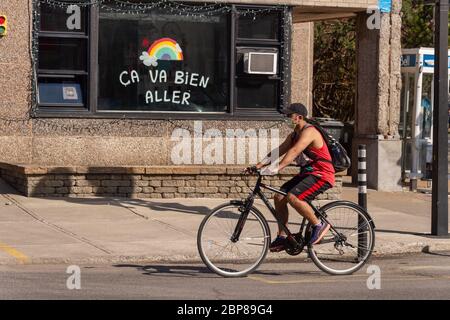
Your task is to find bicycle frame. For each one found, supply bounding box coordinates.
[231,172,346,245]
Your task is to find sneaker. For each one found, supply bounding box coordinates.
[308,222,330,245]
[269,235,287,252]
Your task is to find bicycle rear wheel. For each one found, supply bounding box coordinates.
[197,202,270,277]
[308,201,375,275]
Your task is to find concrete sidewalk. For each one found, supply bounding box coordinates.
[0,177,449,265]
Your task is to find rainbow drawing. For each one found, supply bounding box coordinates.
[148,38,183,61]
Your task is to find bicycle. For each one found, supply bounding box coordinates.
[197,168,376,278]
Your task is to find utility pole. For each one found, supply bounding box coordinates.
[429,0,449,236]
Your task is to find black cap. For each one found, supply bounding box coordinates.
[281,103,308,117]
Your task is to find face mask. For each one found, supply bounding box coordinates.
[288,118,297,129]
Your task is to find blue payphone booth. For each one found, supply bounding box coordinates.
[400,48,450,189]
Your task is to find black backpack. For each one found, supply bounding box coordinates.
[306,120,351,173]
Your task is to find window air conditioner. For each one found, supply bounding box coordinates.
[244,52,278,75]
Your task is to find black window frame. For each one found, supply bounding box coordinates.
[36,3,91,112]
[33,3,291,120]
[234,5,287,117]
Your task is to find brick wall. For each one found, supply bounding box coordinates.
[0,164,342,200]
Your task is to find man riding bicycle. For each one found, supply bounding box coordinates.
[246,103,335,252]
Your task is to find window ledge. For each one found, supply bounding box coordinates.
[32,110,286,121]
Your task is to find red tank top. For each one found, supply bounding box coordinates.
[292,125,335,186]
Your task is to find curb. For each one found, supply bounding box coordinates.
[1,244,449,266]
[372,242,450,257]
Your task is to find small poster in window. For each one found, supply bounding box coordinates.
[63,86,78,100]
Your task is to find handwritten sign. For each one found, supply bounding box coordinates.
[119,37,210,106]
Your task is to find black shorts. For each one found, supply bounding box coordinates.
[280,174,332,201]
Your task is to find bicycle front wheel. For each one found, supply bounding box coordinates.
[308,201,375,275]
[197,202,271,277]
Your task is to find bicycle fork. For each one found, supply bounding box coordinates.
[230,197,255,243]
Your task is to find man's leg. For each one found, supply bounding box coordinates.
[286,193,320,225]
[289,193,330,245]
[273,193,289,236]
[285,175,333,245]
[270,193,290,252]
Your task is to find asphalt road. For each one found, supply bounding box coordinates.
[0,252,449,300]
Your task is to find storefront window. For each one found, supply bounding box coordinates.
[39,37,87,71]
[237,11,280,40]
[39,3,87,33]
[35,2,288,118]
[235,9,283,110]
[37,3,88,108]
[236,78,279,108]
[97,10,229,112]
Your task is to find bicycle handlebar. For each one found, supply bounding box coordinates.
[244,164,303,176]
[243,166,261,176]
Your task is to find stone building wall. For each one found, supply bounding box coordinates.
[352,0,403,191]
[0,0,388,198]
[0,0,316,167]
[0,0,379,168]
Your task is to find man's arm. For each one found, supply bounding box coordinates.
[277,128,315,171]
[255,133,293,169]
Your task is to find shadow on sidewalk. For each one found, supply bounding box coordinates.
[375,229,431,237]
[423,251,450,258]
[57,197,302,226]
[0,172,214,216]
[376,228,450,239]
[0,177,301,225]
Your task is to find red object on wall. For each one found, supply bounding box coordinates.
[0,15,7,36]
